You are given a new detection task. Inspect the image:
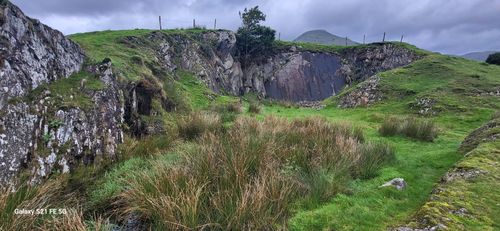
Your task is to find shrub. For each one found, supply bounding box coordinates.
[119,116,394,229]
[486,52,500,65]
[177,111,223,140]
[379,116,439,142]
[248,102,261,114]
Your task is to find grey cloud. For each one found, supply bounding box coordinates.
[9,0,500,54]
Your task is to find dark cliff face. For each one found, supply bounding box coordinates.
[263,52,344,102]
[242,43,421,102]
[147,31,421,103]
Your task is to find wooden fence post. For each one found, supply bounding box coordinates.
[159,16,162,30]
[400,35,404,43]
[363,34,366,44]
[382,32,386,42]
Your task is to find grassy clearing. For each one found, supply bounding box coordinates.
[118,116,394,229]
[379,116,439,142]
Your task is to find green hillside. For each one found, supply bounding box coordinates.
[2,29,499,230]
[72,30,500,230]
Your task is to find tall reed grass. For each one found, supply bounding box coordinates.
[119,116,395,229]
[379,116,439,142]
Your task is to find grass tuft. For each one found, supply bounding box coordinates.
[177,111,223,140]
[379,116,439,142]
[248,102,262,114]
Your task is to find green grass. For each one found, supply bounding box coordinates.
[175,70,237,109]
[275,40,429,56]
[25,71,104,109]
[248,53,500,230]
[400,113,500,230]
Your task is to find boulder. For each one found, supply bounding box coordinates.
[380,178,407,190]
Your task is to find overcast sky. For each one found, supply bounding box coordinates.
[10,0,500,55]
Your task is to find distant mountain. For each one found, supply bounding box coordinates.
[461,51,498,62]
[294,30,358,46]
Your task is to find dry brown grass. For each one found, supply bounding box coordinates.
[0,180,61,231]
[0,177,112,231]
[177,111,223,140]
[39,208,111,231]
[119,116,395,229]
[248,102,262,114]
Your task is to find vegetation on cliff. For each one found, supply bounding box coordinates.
[2,8,500,229]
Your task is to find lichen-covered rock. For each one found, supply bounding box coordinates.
[338,75,382,108]
[151,30,244,96]
[459,115,499,154]
[0,1,84,109]
[441,167,486,183]
[0,61,124,186]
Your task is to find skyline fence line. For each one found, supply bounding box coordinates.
[155,16,406,44]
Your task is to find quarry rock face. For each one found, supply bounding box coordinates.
[150,30,420,102]
[0,2,84,109]
[244,52,345,101]
[0,2,123,186]
[152,30,244,95]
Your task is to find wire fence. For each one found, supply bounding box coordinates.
[154,16,407,44]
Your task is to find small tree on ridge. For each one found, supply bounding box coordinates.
[236,6,276,67]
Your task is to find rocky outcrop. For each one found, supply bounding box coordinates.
[146,31,420,102]
[0,1,84,109]
[338,43,420,83]
[338,75,382,108]
[243,51,345,101]
[0,2,122,186]
[0,61,124,186]
[150,31,244,95]
[459,115,499,153]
